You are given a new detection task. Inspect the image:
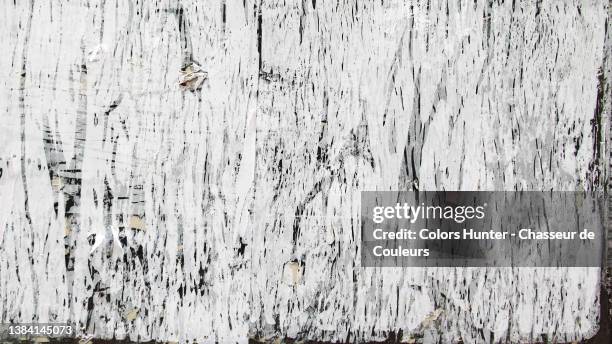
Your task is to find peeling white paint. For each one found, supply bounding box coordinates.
[0,0,609,343]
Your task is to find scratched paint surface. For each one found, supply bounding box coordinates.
[0,0,609,343]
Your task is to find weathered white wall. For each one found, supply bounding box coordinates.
[0,0,609,342]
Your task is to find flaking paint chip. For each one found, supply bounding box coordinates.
[420,308,443,328]
[87,44,107,63]
[125,308,139,321]
[401,336,416,344]
[51,176,63,191]
[282,261,303,286]
[129,215,146,231]
[179,62,207,92]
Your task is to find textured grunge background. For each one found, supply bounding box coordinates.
[0,0,611,343]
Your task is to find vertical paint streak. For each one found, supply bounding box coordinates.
[17,0,39,319]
